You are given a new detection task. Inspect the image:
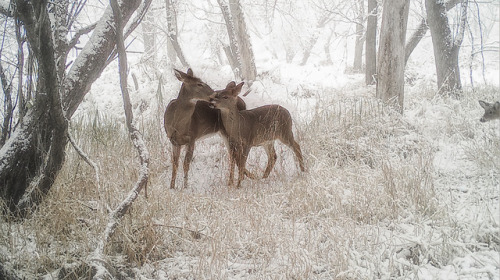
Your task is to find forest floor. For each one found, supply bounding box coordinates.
[1,63,499,279]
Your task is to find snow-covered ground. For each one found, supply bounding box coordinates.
[1,1,499,279]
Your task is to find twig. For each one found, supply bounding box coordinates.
[67,130,101,194]
[92,0,150,269]
[146,223,209,240]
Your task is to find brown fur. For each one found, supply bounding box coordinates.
[210,82,305,188]
[163,69,246,189]
[479,100,500,122]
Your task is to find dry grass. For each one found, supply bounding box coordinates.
[1,88,497,279]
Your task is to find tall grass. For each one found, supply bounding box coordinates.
[0,86,497,279]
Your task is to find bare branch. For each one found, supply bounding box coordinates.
[405,0,466,64]
[62,0,142,118]
[92,0,150,266]
[104,0,153,67]
[67,22,97,51]
[453,0,468,47]
[67,130,100,193]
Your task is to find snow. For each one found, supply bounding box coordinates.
[1,1,500,279]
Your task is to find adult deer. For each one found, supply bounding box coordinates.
[164,69,247,189]
[209,81,305,188]
[479,100,500,122]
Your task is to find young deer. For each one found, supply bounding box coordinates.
[479,100,500,122]
[209,82,305,188]
[164,69,246,189]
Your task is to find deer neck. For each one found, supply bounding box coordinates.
[176,86,200,110]
[220,106,242,140]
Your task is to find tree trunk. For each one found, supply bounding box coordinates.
[323,28,334,65]
[142,8,156,66]
[425,0,466,94]
[229,0,256,82]
[353,0,365,72]
[376,0,410,113]
[0,0,69,217]
[165,0,188,67]
[0,0,143,217]
[0,62,13,146]
[218,0,241,78]
[365,0,377,85]
[404,18,428,65]
[405,0,463,66]
[300,13,331,66]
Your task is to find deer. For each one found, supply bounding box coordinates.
[479,100,500,122]
[209,81,305,188]
[164,69,247,189]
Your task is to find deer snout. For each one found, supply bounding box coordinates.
[208,95,218,108]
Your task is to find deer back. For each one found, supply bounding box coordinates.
[225,105,293,146]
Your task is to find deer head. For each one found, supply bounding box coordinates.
[209,81,244,111]
[174,68,214,103]
[479,100,500,122]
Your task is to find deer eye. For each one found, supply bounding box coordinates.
[223,95,228,99]
[197,83,204,87]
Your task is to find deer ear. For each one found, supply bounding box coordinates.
[174,69,187,82]
[479,100,487,108]
[495,102,500,109]
[225,81,236,89]
[232,82,244,96]
[187,68,193,76]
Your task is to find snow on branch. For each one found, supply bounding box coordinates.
[63,0,142,119]
[104,0,153,67]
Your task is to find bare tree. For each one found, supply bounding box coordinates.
[90,2,150,277]
[405,0,463,65]
[352,0,365,72]
[0,0,147,217]
[425,0,467,94]
[376,0,410,112]
[300,12,332,66]
[218,0,242,78]
[229,0,256,82]
[218,0,256,82]
[166,0,189,67]
[365,0,377,85]
[142,6,157,67]
[0,61,13,146]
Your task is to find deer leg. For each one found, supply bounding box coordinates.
[282,134,306,172]
[183,141,195,189]
[227,145,255,183]
[228,148,236,186]
[263,143,277,178]
[291,140,305,172]
[236,148,250,189]
[244,169,257,179]
[170,144,181,189]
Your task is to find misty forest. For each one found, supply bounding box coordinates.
[0,0,499,279]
